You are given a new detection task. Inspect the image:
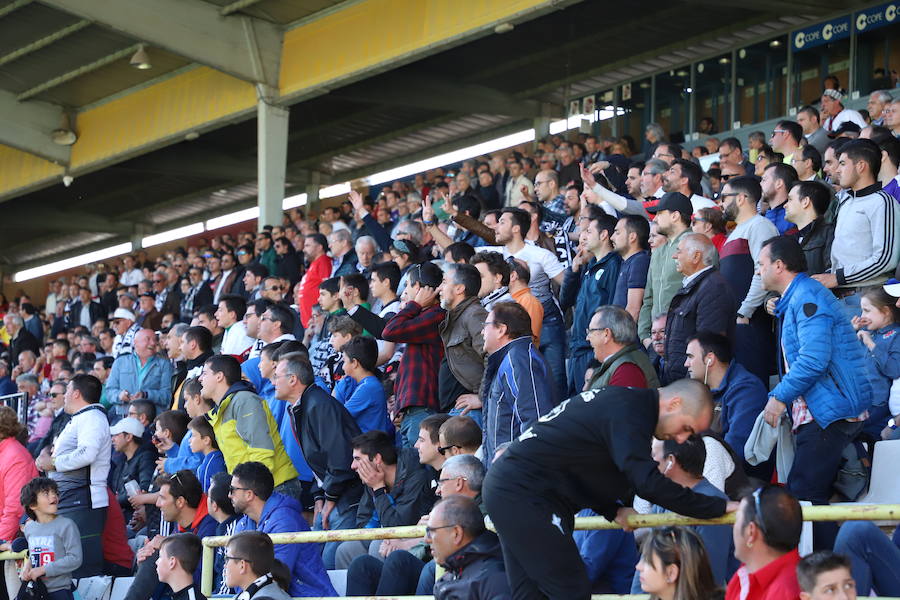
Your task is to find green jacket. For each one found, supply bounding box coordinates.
[638,229,690,340]
[588,343,660,390]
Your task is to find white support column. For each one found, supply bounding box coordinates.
[533,117,551,151]
[257,99,289,231]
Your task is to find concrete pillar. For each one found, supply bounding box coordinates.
[305,172,321,215]
[533,116,551,151]
[257,99,289,231]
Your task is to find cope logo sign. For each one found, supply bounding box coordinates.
[793,19,850,50]
[856,3,898,32]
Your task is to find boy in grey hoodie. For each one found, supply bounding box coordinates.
[19,477,82,600]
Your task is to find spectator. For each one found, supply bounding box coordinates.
[381,262,446,447]
[0,359,14,396]
[437,264,487,418]
[664,233,736,382]
[586,305,659,389]
[507,257,543,344]
[155,533,206,600]
[187,415,226,491]
[581,159,665,216]
[329,228,358,277]
[718,137,754,176]
[820,89,867,133]
[338,336,393,434]
[206,472,239,595]
[504,157,533,207]
[761,163,799,235]
[108,416,156,523]
[241,263,268,302]
[484,380,732,599]
[685,332,768,478]
[561,213,621,394]
[318,314,361,393]
[104,329,173,422]
[18,477,83,600]
[797,105,830,154]
[692,207,727,253]
[181,267,213,322]
[770,120,803,164]
[136,292,163,331]
[36,373,110,578]
[195,305,224,353]
[663,159,715,212]
[727,486,803,600]
[222,531,293,600]
[470,251,512,311]
[639,192,694,344]
[111,308,140,358]
[200,355,298,488]
[481,302,554,464]
[610,215,651,322]
[759,236,872,549]
[438,415,481,457]
[833,520,900,596]
[636,526,721,600]
[785,181,835,276]
[215,295,254,356]
[0,405,38,540]
[273,353,362,568]
[852,288,900,438]
[791,145,823,182]
[354,236,378,277]
[343,262,403,366]
[309,277,343,376]
[174,326,213,410]
[429,495,511,600]
[814,140,900,312]
[231,461,335,597]
[414,413,451,471]
[4,314,39,369]
[213,251,243,304]
[67,287,105,330]
[273,236,301,289]
[796,550,859,600]
[33,380,72,458]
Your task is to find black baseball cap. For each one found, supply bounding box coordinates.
[646,192,693,217]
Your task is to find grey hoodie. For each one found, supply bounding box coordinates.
[24,515,83,592]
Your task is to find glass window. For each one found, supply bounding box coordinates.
[617,78,651,157]
[735,37,788,126]
[694,55,733,136]
[854,8,900,95]
[790,16,852,107]
[655,69,691,142]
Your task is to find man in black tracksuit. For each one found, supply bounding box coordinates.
[483,380,733,600]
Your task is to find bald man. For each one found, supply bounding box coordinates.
[103,328,173,423]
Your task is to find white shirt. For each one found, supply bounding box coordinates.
[481,242,565,306]
[51,404,111,509]
[823,108,867,132]
[221,321,255,356]
[120,268,144,287]
[690,194,716,212]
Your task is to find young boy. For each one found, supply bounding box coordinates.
[309,277,345,376]
[338,336,393,434]
[19,478,82,600]
[797,550,857,600]
[155,533,207,600]
[188,416,226,492]
[321,315,362,394]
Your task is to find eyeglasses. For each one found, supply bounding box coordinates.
[719,192,739,199]
[229,485,250,494]
[50,392,64,398]
[771,129,787,136]
[720,174,738,181]
[437,476,467,484]
[224,555,250,563]
[437,445,461,456]
[424,524,457,537]
[585,327,605,335]
[751,487,768,536]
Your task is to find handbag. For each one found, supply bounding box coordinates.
[15,579,50,600]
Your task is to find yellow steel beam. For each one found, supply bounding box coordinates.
[0,0,561,201]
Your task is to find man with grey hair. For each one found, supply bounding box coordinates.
[354,235,378,277]
[329,228,358,277]
[16,372,44,439]
[586,306,659,390]
[437,454,485,505]
[663,233,736,382]
[581,158,666,215]
[4,313,39,369]
[867,90,893,127]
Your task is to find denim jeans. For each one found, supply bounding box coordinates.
[346,551,426,596]
[787,418,863,550]
[398,406,436,448]
[567,347,593,397]
[313,493,361,570]
[539,313,567,402]
[834,521,900,596]
[448,407,482,428]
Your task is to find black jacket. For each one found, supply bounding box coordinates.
[66,300,106,329]
[795,218,834,276]
[355,448,436,528]
[33,410,71,457]
[663,267,736,382]
[7,329,40,367]
[275,252,303,288]
[288,384,363,504]
[434,531,511,600]
[108,443,157,516]
[486,387,728,521]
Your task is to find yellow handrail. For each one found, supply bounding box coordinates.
[199,503,900,596]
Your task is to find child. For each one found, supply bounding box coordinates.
[338,336,393,434]
[223,531,292,600]
[796,550,857,600]
[321,315,362,395]
[19,477,82,600]
[851,288,900,439]
[155,533,207,600]
[188,416,226,492]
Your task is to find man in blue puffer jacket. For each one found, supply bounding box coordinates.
[231,461,336,597]
[759,236,872,550]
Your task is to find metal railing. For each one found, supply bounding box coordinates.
[199,503,900,598]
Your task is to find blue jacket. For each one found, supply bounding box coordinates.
[235,493,335,597]
[560,251,621,354]
[336,375,393,434]
[196,450,226,491]
[104,354,173,422]
[482,336,555,466]
[573,509,636,594]
[164,429,203,473]
[772,273,873,427]
[765,204,796,235]
[864,324,900,406]
[711,361,768,463]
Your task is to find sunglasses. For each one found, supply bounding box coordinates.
[437,444,460,456]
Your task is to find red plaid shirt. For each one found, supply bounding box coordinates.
[382,301,446,412]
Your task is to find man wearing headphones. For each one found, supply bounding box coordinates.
[684,331,769,480]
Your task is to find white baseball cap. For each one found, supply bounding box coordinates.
[883,278,900,298]
[109,417,144,438]
[111,308,136,321]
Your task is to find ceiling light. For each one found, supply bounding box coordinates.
[718,57,730,65]
[51,113,77,146]
[494,23,514,34]
[206,207,259,230]
[130,45,152,70]
[769,39,782,48]
[142,222,204,248]
[15,242,133,282]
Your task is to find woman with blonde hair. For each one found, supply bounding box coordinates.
[637,526,723,600]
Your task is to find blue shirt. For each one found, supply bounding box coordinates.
[865,323,900,406]
[612,250,650,308]
[197,450,226,491]
[765,204,795,235]
[336,375,394,434]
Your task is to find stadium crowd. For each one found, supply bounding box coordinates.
[0,82,898,600]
